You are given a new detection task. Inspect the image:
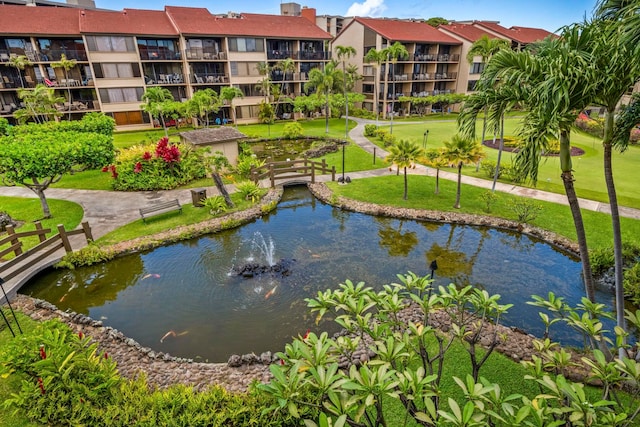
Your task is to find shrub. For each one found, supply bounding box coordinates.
[481,160,499,179]
[282,122,303,138]
[11,112,115,136]
[235,153,265,179]
[382,132,396,147]
[509,198,542,223]
[574,115,604,137]
[56,243,116,269]
[501,163,525,183]
[363,124,378,137]
[0,117,10,136]
[236,180,263,203]
[631,127,640,144]
[203,195,228,215]
[624,263,640,305]
[480,190,497,213]
[106,137,206,191]
[589,246,616,276]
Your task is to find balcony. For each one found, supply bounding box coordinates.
[185,50,227,61]
[139,49,181,61]
[298,51,331,60]
[192,73,229,84]
[413,53,460,62]
[146,73,185,85]
[435,72,457,80]
[267,50,295,60]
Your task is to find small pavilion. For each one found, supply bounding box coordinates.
[179,127,246,166]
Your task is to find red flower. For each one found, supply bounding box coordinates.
[39,345,46,360]
[78,332,84,340]
[38,377,45,395]
[303,329,311,340]
[101,166,109,172]
[279,359,285,365]
[155,137,181,163]
[142,151,152,161]
[104,352,109,359]
[134,162,143,174]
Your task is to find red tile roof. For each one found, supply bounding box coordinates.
[472,21,555,44]
[353,17,461,44]
[438,23,503,43]
[164,6,225,35]
[215,13,331,39]
[80,9,179,35]
[0,4,81,35]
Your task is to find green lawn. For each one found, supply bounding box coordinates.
[375,117,640,209]
[328,174,640,250]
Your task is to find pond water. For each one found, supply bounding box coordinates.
[23,186,614,362]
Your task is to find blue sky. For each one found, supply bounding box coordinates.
[93,0,600,33]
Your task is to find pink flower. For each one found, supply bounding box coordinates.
[134,162,143,174]
[39,345,46,360]
[142,151,152,161]
[38,377,45,395]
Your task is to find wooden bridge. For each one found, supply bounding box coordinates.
[250,158,337,187]
[0,221,93,286]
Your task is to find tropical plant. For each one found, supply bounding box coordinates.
[381,41,409,133]
[283,121,303,138]
[208,150,234,207]
[4,54,32,88]
[220,86,243,127]
[51,53,77,120]
[15,84,64,124]
[0,130,114,217]
[335,45,357,139]
[305,61,343,133]
[364,48,386,126]
[440,135,485,208]
[422,148,448,195]
[203,195,228,215]
[385,139,423,200]
[141,86,175,136]
[235,180,262,202]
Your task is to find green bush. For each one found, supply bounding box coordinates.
[480,190,497,213]
[509,198,542,223]
[481,160,499,178]
[282,122,304,138]
[203,195,228,215]
[624,263,640,305]
[236,180,263,203]
[363,124,378,137]
[10,112,115,136]
[382,132,396,147]
[107,137,206,191]
[589,246,616,276]
[0,117,10,136]
[56,242,117,269]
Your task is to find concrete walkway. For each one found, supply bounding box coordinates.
[2,118,640,299]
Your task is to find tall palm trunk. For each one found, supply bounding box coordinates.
[454,163,462,209]
[559,129,596,302]
[324,93,329,133]
[491,115,505,192]
[383,61,390,120]
[403,166,408,200]
[476,108,488,172]
[603,110,625,357]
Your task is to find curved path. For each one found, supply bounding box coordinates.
[2,118,640,298]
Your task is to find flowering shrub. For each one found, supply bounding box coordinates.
[104,137,206,191]
[631,127,640,144]
[574,115,604,137]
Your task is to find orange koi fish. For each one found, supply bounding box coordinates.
[265,285,278,299]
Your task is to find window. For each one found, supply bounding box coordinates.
[109,110,149,126]
[86,36,136,52]
[93,63,141,79]
[467,80,478,91]
[99,87,144,103]
[229,62,262,77]
[470,62,485,74]
[228,38,264,52]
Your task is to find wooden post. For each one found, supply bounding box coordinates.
[82,221,93,242]
[5,225,22,256]
[34,221,47,242]
[269,163,275,188]
[311,162,315,183]
[331,166,336,181]
[57,224,73,253]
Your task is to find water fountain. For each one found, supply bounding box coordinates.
[230,232,295,278]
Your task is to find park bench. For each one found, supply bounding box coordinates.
[139,199,182,223]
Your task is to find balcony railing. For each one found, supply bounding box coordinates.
[145,73,185,84]
[413,53,459,62]
[411,89,453,97]
[267,50,295,60]
[192,73,229,84]
[140,50,181,61]
[297,51,331,60]
[185,50,227,60]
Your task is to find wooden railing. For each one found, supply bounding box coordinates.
[250,159,336,188]
[0,221,93,282]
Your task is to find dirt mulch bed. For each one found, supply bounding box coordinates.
[482,139,585,157]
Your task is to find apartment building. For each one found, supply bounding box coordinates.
[0,3,332,128]
[330,15,463,118]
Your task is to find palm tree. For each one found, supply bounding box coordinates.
[51,53,77,120]
[141,86,174,136]
[16,84,64,124]
[473,28,599,302]
[5,54,32,88]
[422,148,448,195]
[186,88,221,128]
[220,86,244,127]
[597,0,640,46]
[335,45,357,139]
[382,42,409,133]
[583,15,640,354]
[441,135,485,209]
[364,48,386,127]
[465,35,510,172]
[385,139,423,200]
[255,61,272,102]
[305,61,342,134]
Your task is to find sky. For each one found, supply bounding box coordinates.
[92,0,600,33]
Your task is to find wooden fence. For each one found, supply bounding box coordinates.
[250,158,336,187]
[0,221,93,282]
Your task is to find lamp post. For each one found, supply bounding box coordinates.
[427,259,438,300]
[422,129,429,149]
[339,140,350,184]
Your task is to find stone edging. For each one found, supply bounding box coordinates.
[14,182,590,393]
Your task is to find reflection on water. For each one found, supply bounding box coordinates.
[23,186,613,362]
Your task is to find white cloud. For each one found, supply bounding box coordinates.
[346,0,387,17]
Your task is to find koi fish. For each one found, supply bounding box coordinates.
[265,285,278,299]
[303,329,311,340]
[142,273,161,280]
[160,330,188,343]
[59,294,67,302]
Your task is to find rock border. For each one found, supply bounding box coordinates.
[13,182,588,393]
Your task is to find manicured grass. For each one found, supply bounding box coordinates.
[328,174,640,250]
[95,192,254,246]
[0,197,84,258]
[375,118,640,209]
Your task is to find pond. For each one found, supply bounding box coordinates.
[22,186,614,362]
